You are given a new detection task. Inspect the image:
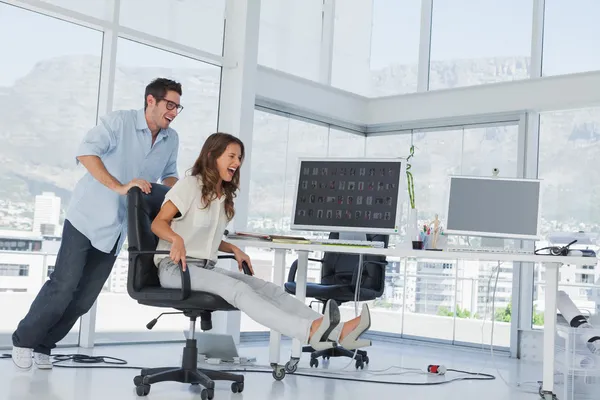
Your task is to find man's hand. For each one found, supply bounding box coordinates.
[233,248,254,274]
[170,235,187,271]
[116,178,152,195]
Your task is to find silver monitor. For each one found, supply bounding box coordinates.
[445,175,542,240]
[291,157,406,235]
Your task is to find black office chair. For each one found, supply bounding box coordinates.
[284,232,388,370]
[126,184,249,399]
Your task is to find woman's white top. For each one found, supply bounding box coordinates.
[154,175,229,266]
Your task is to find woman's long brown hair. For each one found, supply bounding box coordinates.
[190,132,245,221]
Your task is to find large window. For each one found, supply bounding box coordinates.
[243,110,365,333]
[535,108,600,328]
[428,0,533,90]
[258,0,323,82]
[363,125,519,348]
[95,38,222,343]
[0,3,103,348]
[542,0,600,77]
[332,0,421,97]
[119,0,225,56]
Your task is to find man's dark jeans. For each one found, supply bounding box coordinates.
[12,219,118,355]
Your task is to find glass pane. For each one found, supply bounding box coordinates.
[332,0,421,97]
[543,1,600,76]
[403,258,455,341]
[536,108,600,329]
[0,3,103,347]
[365,133,413,159]
[328,129,365,157]
[411,129,463,222]
[94,38,221,344]
[453,260,512,348]
[247,111,289,234]
[258,0,323,81]
[119,0,225,56]
[429,0,533,90]
[39,0,115,20]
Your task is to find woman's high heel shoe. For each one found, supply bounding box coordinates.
[339,304,371,350]
[308,300,340,351]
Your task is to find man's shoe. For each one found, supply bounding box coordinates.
[12,346,33,370]
[33,352,53,369]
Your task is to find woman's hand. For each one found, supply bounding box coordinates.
[170,235,187,271]
[233,248,254,275]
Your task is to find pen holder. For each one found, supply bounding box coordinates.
[412,240,424,250]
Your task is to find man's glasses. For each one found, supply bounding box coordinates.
[159,98,184,114]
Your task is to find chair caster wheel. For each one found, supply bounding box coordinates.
[133,375,143,386]
[272,366,286,381]
[355,359,364,370]
[231,382,244,393]
[136,384,151,396]
[201,388,214,400]
[309,358,319,368]
[285,360,298,373]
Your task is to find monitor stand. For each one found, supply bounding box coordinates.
[481,237,504,249]
[338,231,367,241]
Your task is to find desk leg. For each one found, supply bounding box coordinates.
[541,262,559,399]
[291,250,309,360]
[269,249,286,366]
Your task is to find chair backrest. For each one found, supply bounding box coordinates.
[320,232,388,292]
[127,184,174,291]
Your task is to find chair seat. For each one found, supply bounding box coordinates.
[284,282,378,303]
[135,287,238,311]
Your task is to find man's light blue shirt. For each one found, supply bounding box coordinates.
[67,109,179,254]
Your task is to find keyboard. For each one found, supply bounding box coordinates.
[446,246,534,255]
[310,239,385,248]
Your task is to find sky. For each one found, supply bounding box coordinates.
[1,0,599,86]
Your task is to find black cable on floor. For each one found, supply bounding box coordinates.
[220,367,496,385]
[2,353,496,386]
[1,353,143,370]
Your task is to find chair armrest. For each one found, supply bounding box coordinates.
[128,249,191,300]
[218,254,252,275]
[288,258,323,282]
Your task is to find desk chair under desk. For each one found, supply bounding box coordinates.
[284,232,388,370]
[126,184,250,399]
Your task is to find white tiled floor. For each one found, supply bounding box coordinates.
[0,339,545,400]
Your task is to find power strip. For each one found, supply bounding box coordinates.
[197,354,257,365]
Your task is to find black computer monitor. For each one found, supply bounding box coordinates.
[291,157,406,235]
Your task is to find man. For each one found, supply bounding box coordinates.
[11,78,183,370]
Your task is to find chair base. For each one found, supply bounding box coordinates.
[133,339,244,399]
[303,345,369,370]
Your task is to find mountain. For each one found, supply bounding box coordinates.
[1,54,598,234]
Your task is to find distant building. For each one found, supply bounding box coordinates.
[33,192,61,234]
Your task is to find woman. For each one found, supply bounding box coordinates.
[151,132,370,351]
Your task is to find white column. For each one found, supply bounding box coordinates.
[417,0,433,92]
[211,0,261,343]
[530,0,546,79]
[79,0,120,349]
[514,110,541,357]
[319,0,336,84]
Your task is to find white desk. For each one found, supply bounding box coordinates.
[229,238,588,397]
